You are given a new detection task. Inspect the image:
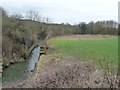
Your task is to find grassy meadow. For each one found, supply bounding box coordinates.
[50,35,118,73]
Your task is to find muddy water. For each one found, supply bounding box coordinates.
[2,46,40,86]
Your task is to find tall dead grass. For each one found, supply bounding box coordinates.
[21,59,119,88]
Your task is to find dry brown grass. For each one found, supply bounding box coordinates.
[12,53,119,88]
[52,34,114,40]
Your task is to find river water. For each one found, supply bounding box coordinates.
[2,46,40,86]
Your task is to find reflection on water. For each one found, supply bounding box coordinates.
[2,45,40,85]
[2,61,28,85]
[28,46,40,71]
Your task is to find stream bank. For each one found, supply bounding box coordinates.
[8,50,118,88]
[2,45,36,70]
[2,45,41,87]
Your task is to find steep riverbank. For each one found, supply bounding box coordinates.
[29,50,119,88]
[2,44,36,70]
[2,45,41,88]
[5,49,119,88]
[3,35,119,88]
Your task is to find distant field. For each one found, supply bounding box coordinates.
[50,35,118,73]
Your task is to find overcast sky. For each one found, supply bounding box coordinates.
[0,0,119,24]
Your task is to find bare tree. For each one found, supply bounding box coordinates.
[26,10,41,21]
[45,17,51,23]
[41,17,52,23]
[10,14,23,20]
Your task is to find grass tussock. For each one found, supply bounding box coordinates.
[18,54,119,88]
[6,35,119,88]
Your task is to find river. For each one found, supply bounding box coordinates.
[2,45,41,86]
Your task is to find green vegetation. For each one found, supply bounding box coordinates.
[3,61,28,84]
[50,36,118,73]
[2,7,118,67]
[1,6,119,88]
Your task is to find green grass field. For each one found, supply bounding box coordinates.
[50,36,118,73]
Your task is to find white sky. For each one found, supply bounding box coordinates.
[0,0,119,24]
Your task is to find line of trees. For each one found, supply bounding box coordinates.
[75,21,118,35]
[2,7,118,36]
[10,10,52,23]
[1,7,118,66]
